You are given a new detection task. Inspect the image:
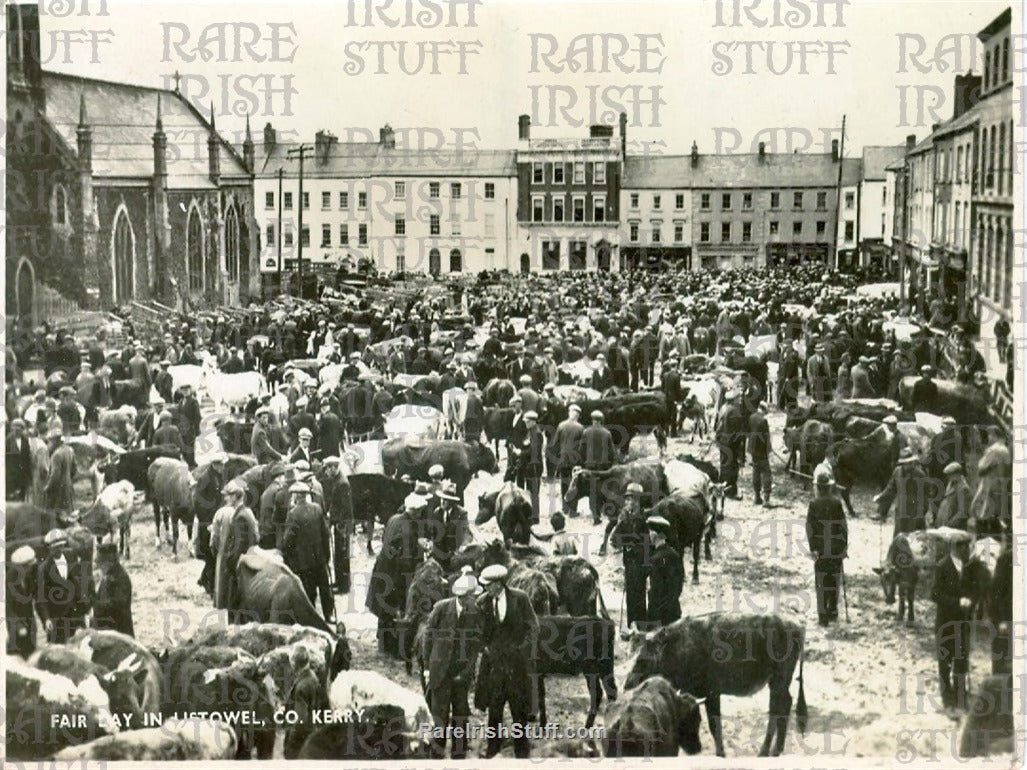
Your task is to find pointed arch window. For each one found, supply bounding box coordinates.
[225,205,240,282]
[187,206,204,291]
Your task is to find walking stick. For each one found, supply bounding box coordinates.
[841,565,850,623]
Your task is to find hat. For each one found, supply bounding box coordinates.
[941,416,957,427]
[509,395,522,405]
[44,529,68,548]
[625,483,644,496]
[293,460,311,473]
[921,365,934,374]
[160,359,171,367]
[452,568,480,596]
[405,492,428,510]
[858,355,871,364]
[465,381,478,390]
[944,462,963,475]
[596,353,606,360]
[34,389,46,398]
[59,385,75,397]
[569,404,581,414]
[897,448,917,463]
[298,427,313,439]
[590,409,604,420]
[647,516,671,534]
[11,544,36,565]
[882,415,898,425]
[255,406,271,417]
[668,350,680,360]
[159,410,173,422]
[222,480,245,496]
[414,480,432,495]
[436,481,460,501]
[350,352,361,360]
[209,452,229,465]
[428,464,445,479]
[724,390,738,400]
[524,410,538,420]
[519,375,533,385]
[81,361,92,369]
[289,481,311,494]
[815,343,825,352]
[479,564,508,584]
[322,456,342,466]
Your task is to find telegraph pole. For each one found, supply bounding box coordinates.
[287,144,313,298]
[277,167,283,295]
[833,114,846,271]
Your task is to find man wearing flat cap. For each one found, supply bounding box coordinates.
[288,426,317,466]
[645,516,683,628]
[45,430,76,514]
[806,342,831,404]
[37,529,94,643]
[283,481,334,621]
[320,457,354,593]
[475,563,539,759]
[6,419,31,501]
[152,410,186,457]
[154,359,174,404]
[511,410,544,523]
[875,448,931,540]
[422,567,484,759]
[252,407,284,465]
[912,364,939,413]
[850,355,875,399]
[578,409,618,524]
[210,480,258,622]
[462,381,485,443]
[935,462,971,531]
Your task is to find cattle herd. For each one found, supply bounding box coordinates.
[4,266,1017,761]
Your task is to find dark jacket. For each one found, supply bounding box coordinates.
[646,542,683,625]
[93,560,134,637]
[578,424,617,470]
[475,587,539,708]
[317,412,343,457]
[423,597,484,693]
[283,501,330,573]
[805,495,848,560]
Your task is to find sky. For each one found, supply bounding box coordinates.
[35,0,1012,156]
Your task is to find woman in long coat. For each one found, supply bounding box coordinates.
[365,494,423,657]
[211,481,259,618]
[44,433,76,513]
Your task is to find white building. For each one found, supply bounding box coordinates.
[857,145,905,271]
[619,155,694,271]
[254,125,519,278]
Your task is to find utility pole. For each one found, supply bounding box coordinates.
[277,167,283,295]
[287,144,313,298]
[833,114,846,271]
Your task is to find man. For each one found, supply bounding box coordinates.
[748,401,772,507]
[508,349,536,387]
[806,343,831,404]
[178,384,202,464]
[462,381,485,443]
[251,407,284,464]
[935,462,971,530]
[128,344,151,388]
[36,529,93,643]
[875,448,931,540]
[645,515,683,628]
[154,360,174,404]
[152,410,186,456]
[422,569,484,760]
[45,430,76,514]
[321,457,354,594]
[23,389,50,433]
[367,491,425,657]
[554,404,584,516]
[341,351,362,382]
[136,396,166,448]
[289,427,317,465]
[932,537,974,714]
[7,546,39,657]
[591,352,613,392]
[578,410,618,524]
[56,386,85,434]
[609,483,648,626]
[92,541,134,637]
[539,347,559,387]
[507,394,526,466]
[516,411,544,523]
[516,375,540,415]
[912,365,939,413]
[475,564,539,759]
[210,480,258,623]
[6,419,31,501]
[850,355,875,399]
[430,481,468,572]
[283,481,334,621]
[806,471,848,626]
[715,391,744,500]
[282,645,328,759]
[661,351,683,436]
[778,339,802,412]
[258,464,288,550]
[544,512,578,555]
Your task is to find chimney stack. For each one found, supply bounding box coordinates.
[379,124,396,149]
[264,122,276,151]
[619,112,627,157]
[905,134,916,152]
[690,141,698,168]
[518,114,530,141]
[77,93,93,173]
[207,102,220,184]
[931,123,940,133]
[953,72,983,119]
[758,141,766,162]
[831,139,839,161]
[315,129,337,163]
[152,94,166,179]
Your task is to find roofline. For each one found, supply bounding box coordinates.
[977,7,1011,41]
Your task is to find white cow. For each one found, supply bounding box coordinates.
[54,719,237,761]
[384,405,442,441]
[167,364,206,395]
[441,387,467,439]
[664,458,725,518]
[343,440,386,475]
[206,371,267,415]
[330,669,432,743]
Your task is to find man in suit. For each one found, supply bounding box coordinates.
[422,569,484,760]
[911,364,939,413]
[475,564,539,759]
[806,342,831,404]
[367,491,425,657]
[516,411,544,523]
[45,431,76,514]
[850,355,875,399]
[127,344,151,389]
[288,427,317,466]
[661,351,683,436]
[645,516,683,628]
[507,394,526,468]
[748,401,773,507]
[875,448,932,540]
[317,400,343,461]
[591,352,613,392]
[36,529,93,643]
[341,351,363,382]
[154,360,174,404]
[251,408,284,464]
[516,375,540,415]
[92,542,134,637]
[554,404,584,516]
[508,349,536,386]
[578,409,618,524]
[462,381,485,443]
[935,462,971,530]
[282,481,333,621]
[805,472,848,625]
[135,396,166,448]
[178,384,202,463]
[715,391,744,500]
[320,457,353,593]
[6,419,31,501]
[430,481,468,572]
[933,537,974,713]
[778,339,802,412]
[151,410,186,456]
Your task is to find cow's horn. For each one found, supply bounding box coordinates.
[116,652,138,671]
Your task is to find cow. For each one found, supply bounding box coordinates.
[624,613,807,757]
[6,502,58,553]
[678,378,722,441]
[482,378,516,408]
[396,556,449,678]
[533,615,618,729]
[6,655,119,759]
[147,457,195,556]
[383,405,442,441]
[827,433,906,518]
[644,492,715,582]
[97,405,138,446]
[475,482,533,546]
[483,407,515,457]
[665,456,725,521]
[80,480,137,558]
[349,473,413,554]
[101,446,182,498]
[796,420,832,477]
[957,672,1014,758]
[538,555,611,618]
[381,437,498,498]
[476,539,559,615]
[207,371,267,414]
[604,675,703,757]
[564,459,668,517]
[53,718,237,761]
[29,644,145,725]
[157,644,277,759]
[216,420,286,456]
[543,392,671,454]
[110,380,149,410]
[168,364,207,395]
[66,628,162,714]
[872,532,922,623]
[898,376,993,425]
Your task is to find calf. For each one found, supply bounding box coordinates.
[29,644,145,725]
[534,615,618,729]
[677,393,708,441]
[396,556,448,676]
[604,675,703,757]
[873,532,922,623]
[68,628,162,715]
[54,719,237,760]
[80,480,137,558]
[147,457,196,557]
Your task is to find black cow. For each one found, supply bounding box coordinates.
[475,482,532,545]
[482,407,515,456]
[102,446,183,498]
[872,532,920,623]
[957,672,1014,757]
[543,393,671,454]
[349,473,413,554]
[539,556,610,618]
[604,675,703,757]
[299,706,422,759]
[534,615,618,729]
[644,492,714,582]
[625,613,807,757]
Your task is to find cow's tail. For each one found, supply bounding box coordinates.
[589,563,612,621]
[796,631,808,735]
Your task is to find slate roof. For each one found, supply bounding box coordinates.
[861,146,906,181]
[42,70,249,188]
[623,153,862,188]
[259,141,517,178]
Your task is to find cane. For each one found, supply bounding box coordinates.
[841,565,850,623]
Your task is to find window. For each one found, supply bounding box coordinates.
[816,220,826,236]
[533,163,543,184]
[321,223,331,246]
[882,187,887,205]
[651,221,662,243]
[284,226,294,247]
[573,162,585,184]
[429,182,440,199]
[553,197,565,222]
[358,224,368,246]
[451,213,462,236]
[393,181,405,200]
[793,191,803,209]
[700,193,711,210]
[265,191,274,209]
[700,222,710,242]
[792,221,802,236]
[817,191,827,210]
[302,192,309,210]
[675,193,685,210]
[844,221,854,242]
[553,164,565,184]
[742,222,752,242]
[450,183,461,199]
[532,196,544,223]
[396,249,405,273]
[485,182,495,200]
[358,192,367,210]
[770,191,780,208]
[484,212,495,236]
[284,192,293,210]
[542,240,560,270]
[395,216,406,236]
[881,213,886,237]
[845,191,855,210]
[594,162,606,184]
[653,194,662,210]
[630,222,640,242]
[430,214,440,236]
[265,224,274,246]
[769,220,779,235]
[1001,38,1008,83]
[630,193,640,209]
[339,191,349,209]
[572,196,585,222]
[339,224,349,245]
[593,195,606,222]
[450,249,462,272]
[674,222,684,242]
[721,193,731,210]
[321,191,331,210]
[721,222,731,242]
[742,192,752,210]
[300,226,310,247]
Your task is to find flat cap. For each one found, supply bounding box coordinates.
[944,462,963,475]
[480,564,509,584]
[646,516,671,533]
[625,483,644,496]
[289,481,311,494]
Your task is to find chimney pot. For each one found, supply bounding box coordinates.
[264,122,276,150]
[831,139,839,161]
[690,141,699,168]
[619,112,627,157]
[931,123,940,133]
[518,114,530,141]
[905,134,916,151]
[758,141,766,159]
[380,124,396,149]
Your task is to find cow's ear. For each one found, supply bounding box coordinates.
[871,567,883,575]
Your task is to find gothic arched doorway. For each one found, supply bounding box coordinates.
[520,253,530,273]
[15,258,34,324]
[112,208,135,304]
[429,248,441,275]
[596,240,611,272]
[187,205,204,293]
